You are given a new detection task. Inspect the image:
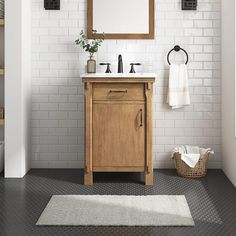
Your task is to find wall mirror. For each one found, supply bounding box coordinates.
[87,0,155,39]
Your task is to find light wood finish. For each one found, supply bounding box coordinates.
[87,0,155,39]
[0,19,4,27]
[93,83,145,101]
[93,101,145,105]
[82,77,155,185]
[84,82,93,185]
[87,0,93,39]
[93,103,145,167]
[149,0,155,39]
[0,69,4,76]
[93,166,145,172]
[0,119,4,126]
[145,83,153,185]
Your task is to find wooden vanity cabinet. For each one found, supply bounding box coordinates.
[82,77,155,185]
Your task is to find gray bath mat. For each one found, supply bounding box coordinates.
[36,195,194,226]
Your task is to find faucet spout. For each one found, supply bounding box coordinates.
[118,54,123,73]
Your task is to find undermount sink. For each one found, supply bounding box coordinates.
[80,73,157,78]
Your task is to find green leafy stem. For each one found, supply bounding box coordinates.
[75,30,105,59]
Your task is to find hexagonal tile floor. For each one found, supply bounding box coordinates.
[0,169,236,236]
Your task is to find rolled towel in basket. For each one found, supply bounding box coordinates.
[171,146,214,168]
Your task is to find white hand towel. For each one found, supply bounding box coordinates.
[185,145,200,155]
[171,145,200,168]
[167,64,190,109]
[181,153,200,168]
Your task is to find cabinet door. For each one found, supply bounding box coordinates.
[93,103,145,167]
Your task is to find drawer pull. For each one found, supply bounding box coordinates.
[140,109,143,127]
[109,90,128,94]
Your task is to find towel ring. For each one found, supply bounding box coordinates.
[167,45,189,65]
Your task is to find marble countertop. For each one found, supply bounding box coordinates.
[80,73,157,78]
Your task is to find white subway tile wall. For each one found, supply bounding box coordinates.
[31,0,221,168]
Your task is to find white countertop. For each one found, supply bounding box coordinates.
[80,73,156,78]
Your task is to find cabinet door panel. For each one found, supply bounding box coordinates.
[93,103,145,167]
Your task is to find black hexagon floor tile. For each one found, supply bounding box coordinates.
[0,169,236,236]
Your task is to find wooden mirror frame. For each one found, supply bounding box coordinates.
[87,0,155,39]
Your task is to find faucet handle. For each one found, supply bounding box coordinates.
[99,63,112,73]
[129,63,141,73]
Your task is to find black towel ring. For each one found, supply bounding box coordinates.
[167,45,189,65]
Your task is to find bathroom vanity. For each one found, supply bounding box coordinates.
[82,74,156,185]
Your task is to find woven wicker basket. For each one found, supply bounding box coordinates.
[173,152,210,178]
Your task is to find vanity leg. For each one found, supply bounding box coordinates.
[145,82,153,186]
[145,170,153,186]
[84,82,93,185]
[84,171,93,185]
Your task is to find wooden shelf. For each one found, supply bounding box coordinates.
[0,119,4,126]
[0,18,4,126]
[0,19,4,27]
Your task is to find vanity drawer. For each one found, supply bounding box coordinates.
[93,83,145,101]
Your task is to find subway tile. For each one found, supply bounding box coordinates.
[31,0,222,168]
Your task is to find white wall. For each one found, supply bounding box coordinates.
[222,0,236,187]
[0,26,4,141]
[5,0,31,177]
[31,0,222,169]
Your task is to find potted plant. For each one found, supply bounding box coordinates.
[75,30,104,73]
